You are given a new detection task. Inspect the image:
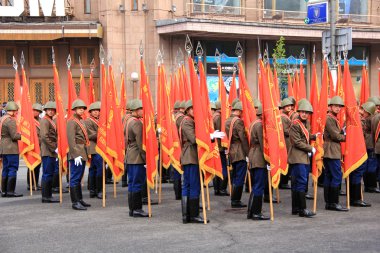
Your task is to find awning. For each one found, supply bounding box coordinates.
[0,21,102,40]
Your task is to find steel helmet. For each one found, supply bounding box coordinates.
[44,101,56,111]
[232,101,243,111]
[4,101,19,111]
[215,101,221,110]
[173,101,181,110]
[130,99,143,111]
[288,96,296,105]
[89,101,101,111]
[179,100,186,109]
[297,99,313,113]
[281,98,293,108]
[126,100,134,110]
[184,100,193,112]
[329,96,345,107]
[253,98,262,108]
[32,103,43,112]
[256,104,262,115]
[210,102,216,110]
[71,99,87,110]
[231,98,240,108]
[367,96,380,106]
[361,101,376,115]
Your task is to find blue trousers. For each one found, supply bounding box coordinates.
[366,149,377,174]
[251,168,266,196]
[323,158,342,187]
[182,164,200,199]
[42,156,57,182]
[220,151,228,178]
[1,154,19,178]
[127,164,146,193]
[232,160,247,187]
[350,158,366,185]
[69,159,85,187]
[89,154,103,178]
[291,164,309,192]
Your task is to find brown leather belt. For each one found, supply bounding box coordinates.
[76,140,85,144]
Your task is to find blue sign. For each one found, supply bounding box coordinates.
[305,2,328,25]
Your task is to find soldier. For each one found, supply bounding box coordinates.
[27,103,43,191]
[279,98,293,189]
[67,99,91,211]
[348,102,374,207]
[288,99,316,217]
[212,100,229,196]
[125,99,149,217]
[247,104,269,220]
[225,101,249,208]
[121,99,134,188]
[0,101,22,197]
[323,96,348,211]
[84,101,103,199]
[287,96,297,120]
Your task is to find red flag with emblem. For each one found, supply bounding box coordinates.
[19,67,41,170]
[67,68,77,119]
[217,64,229,149]
[287,73,294,97]
[293,71,299,101]
[238,62,256,131]
[140,59,159,188]
[298,64,307,100]
[360,66,369,105]
[79,71,89,119]
[228,70,238,107]
[259,60,288,188]
[181,65,192,101]
[342,60,367,178]
[53,62,68,173]
[88,70,95,104]
[119,70,127,115]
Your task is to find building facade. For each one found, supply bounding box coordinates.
[0,0,379,106]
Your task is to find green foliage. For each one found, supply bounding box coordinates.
[272,36,287,99]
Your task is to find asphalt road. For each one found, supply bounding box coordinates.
[1,163,379,253]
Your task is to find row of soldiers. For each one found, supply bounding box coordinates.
[1,94,379,222]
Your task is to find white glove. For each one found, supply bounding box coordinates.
[74,156,83,166]
[224,150,229,155]
[144,165,147,168]
[157,128,162,134]
[246,157,249,163]
[266,165,271,171]
[308,152,312,157]
[210,130,226,140]
[315,132,321,137]
[312,147,316,155]
[56,158,58,162]
[342,126,346,136]
[55,148,58,154]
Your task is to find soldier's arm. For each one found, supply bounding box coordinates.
[133,120,146,161]
[41,120,57,152]
[67,120,79,157]
[326,117,345,142]
[290,124,313,152]
[85,120,97,141]
[282,117,290,137]
[182,120,196,144]
[8,119,21,141]
[257,123,264,152]
[237,119,249,156]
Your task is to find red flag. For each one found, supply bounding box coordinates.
[79,71,89,119]
[328,70,336,98]
[140,59,159,188]
[273,67,280,102]
[342,60,367,177]
[359,66,369,105]
[259,60,288,188]
[217,64,229,149]
[53,63,68,173]
[298,64,307,100]
[157,64,174,169]
[238,62,256,131]
[67,69,77,119]
[228,70,238,106]
[119,70,127,115]
[88,70,95,104]
[287,73,294,97]
[293,71,299,101]
[181,65,192,101]
[19,68,41,170]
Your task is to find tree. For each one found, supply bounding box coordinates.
[272,36,287,99]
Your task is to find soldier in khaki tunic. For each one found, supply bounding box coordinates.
[225,101,249,208]
[367,96,380,193]
[27,103,43,191]
[212,101,229,196]
[347,102,374,207]
[121,99,133,188]
[84,101,103,199]
[247,104,269,220]
[288,99,316,217]
[279,98,293,189]
[67,99,91,211]
[125,99,149,217]
[323,96,348,211]
[0,101,22,197]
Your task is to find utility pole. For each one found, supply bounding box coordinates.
[330,0,337,88]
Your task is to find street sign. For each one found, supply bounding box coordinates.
[322,27,352,55]
[305,2,329,25]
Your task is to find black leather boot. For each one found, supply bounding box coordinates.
[213,177,220,195]
[6,177,23,197]
[251,196,270,220]
[77,185,91,207]
[122,172,128,187]
[351,184,371,207]
[324,186,331,210]
[142,182,158,205]
[71,186,86,211]
[128,192,133,217]
[181,196,189,224]
[298,192,315,217]
[42,180,59,203]
[317,171,324,187]
[219,177,229,196]
[291,190,299,215]
[52,173,59,193]
[34,166,41,190]
[1,176,7,197]
[328,187,348,211]
[173,179,182,200]
[247,192,255,219]
[189,198,208,223]
[132,191,149,217]
[279,174,291,189]
[89,175,96,198]
[366,173,380,193]
[105,168,114,184]
[96,176,103,199]
[231,186,247,208]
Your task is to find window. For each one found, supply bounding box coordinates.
[0,47,16,66]
[29,47,54,66]
[338,0,368,22]
[69,46,99,67]
[132,0,138,11]
[193,0,242,15]
[264,0,306,19]
[84,0,91,14]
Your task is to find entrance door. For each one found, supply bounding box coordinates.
[29,79,55,105]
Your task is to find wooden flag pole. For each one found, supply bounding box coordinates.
[158,143,163,203]
[247,169,252,193]
[206,183,211,211]
[276,188,280,203]
[68,166,71,193]
[32,170,37,191]
[102,161,106,208]
[313,180,317,213]
[267,170,274,221]
[147,178,152,218]
[199,167,207,224]
[346,177,350,210]
[59,162,63,204]
[226,156,232,196]
[29,169,33,196]
[113,180,117,198]
[360,183,363,201]
[0,159,2,191]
